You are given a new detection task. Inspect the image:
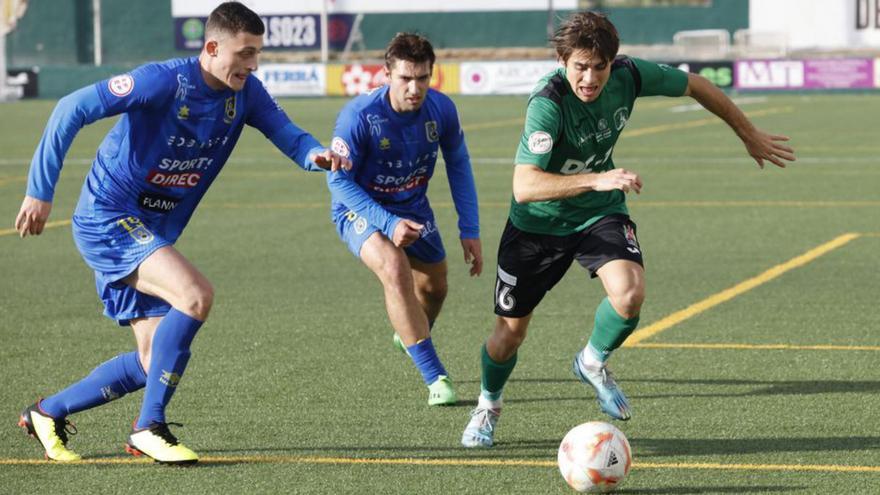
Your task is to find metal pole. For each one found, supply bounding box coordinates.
[0,29,7,100]
[92,0,102,66]
[320,0,328,63]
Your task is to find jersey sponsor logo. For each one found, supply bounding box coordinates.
[147,170,203,188]
[116,216,154,245]
[166,135,229,149]
[175,74,195,101]
[331,137,351,157]
[158,157,214,171]
[138,192,181,213]
[559,146,615,175]
[177,105,190,120]
[108,74,134,97]
[379,137,391,150]
[613,107,629,131]
[527,131,553,154]
[366,114,386,136]
[425,121,439,142]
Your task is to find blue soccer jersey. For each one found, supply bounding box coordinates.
[326,86,479,242]
[27,56,324,243]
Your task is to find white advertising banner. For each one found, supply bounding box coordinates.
[735,60,805,89]
[173,0,577,16]
[460,61,559,95]
[255,64,326,96]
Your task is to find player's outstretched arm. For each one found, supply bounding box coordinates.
[684,73,796,169]
[14,196,53,238]
[512,164,642,203]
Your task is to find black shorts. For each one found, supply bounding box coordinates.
[494,214,643,318]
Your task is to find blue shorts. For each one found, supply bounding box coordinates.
[72,210,172,326]
[333,208,446,264]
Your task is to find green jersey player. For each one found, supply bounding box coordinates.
[462,11,796,448]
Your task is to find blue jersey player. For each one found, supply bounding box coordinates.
[14,3,349,464]
[327,33,482,406]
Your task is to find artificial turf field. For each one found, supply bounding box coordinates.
[0,92,878,494]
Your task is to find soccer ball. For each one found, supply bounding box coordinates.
[557,421,632,493]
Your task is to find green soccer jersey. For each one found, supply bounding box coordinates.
[510,57,689,236]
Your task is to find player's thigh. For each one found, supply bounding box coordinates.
[122,245,212,310]
[408,229,448,296]
[359,231,412,284]
[494,220,575,318]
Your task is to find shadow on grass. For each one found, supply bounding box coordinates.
[190,434,879,462]
[616,486,804,494]
[489,377,880,399]
[634,436,880,457]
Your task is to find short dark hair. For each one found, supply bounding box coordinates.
[206,2,265,37]
[552,12,619,63]
[384,33,436,69]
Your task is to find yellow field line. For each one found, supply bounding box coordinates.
[0,455,876,473]
[631,342,880,352]
[0,220,71,237]
[622,106,794,139]
[624,233,861,346]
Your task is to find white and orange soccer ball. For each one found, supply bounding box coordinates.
[557,421,632,493]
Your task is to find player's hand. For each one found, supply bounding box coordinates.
[15,195,53,238]
[391,219,423,248]
[592,169,642,194]
[313,149,353,172]
[460,238,483,277]
[741,129,796,169]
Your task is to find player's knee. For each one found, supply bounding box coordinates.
[376,254,413,293]
[179,280,214,321]
[420,278,448,305]
[495,317,528,349]
[608,288,643,319]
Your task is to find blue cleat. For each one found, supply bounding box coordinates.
[572,353,631,421]
[461,406,501,448]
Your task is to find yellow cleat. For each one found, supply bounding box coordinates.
[18,402,82,462]
[126,422,198,465]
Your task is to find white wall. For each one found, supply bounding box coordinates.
[750,0,880,49]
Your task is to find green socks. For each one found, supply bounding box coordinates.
[480,344,517,401]
[587,297,640,361]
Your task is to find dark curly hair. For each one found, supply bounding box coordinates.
[551,12,619,63]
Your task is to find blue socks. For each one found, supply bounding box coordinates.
[41,351,147,418]
[407,337,447,385]
[136,309,202,429]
